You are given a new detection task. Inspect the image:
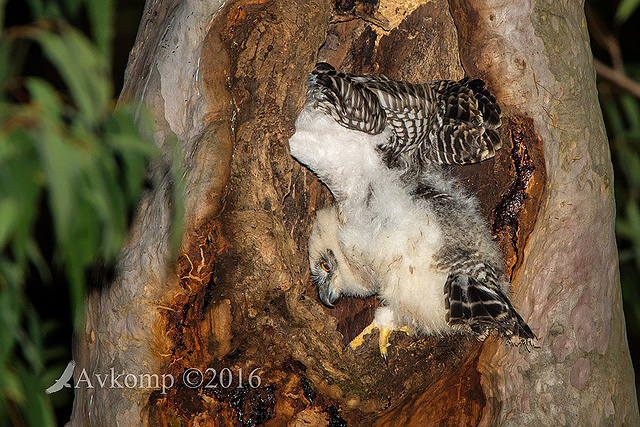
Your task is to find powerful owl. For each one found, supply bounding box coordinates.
[289,63,535,359]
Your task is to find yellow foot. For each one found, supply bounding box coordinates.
[349,323,410,363]
[349,322,378,351]
[378,327,391,363]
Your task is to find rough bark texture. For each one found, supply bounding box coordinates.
[70,0,639,425]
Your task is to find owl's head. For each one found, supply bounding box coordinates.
[310,248,340,307]
[308,206,344,308]
[307,205,377,308]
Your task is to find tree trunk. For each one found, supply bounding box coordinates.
[70,0,639,425]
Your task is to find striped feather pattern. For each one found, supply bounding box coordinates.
[444,273,536,344]
[305,63,503,171]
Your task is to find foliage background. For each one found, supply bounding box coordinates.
[1,0,150,425]
[0,0,638,425]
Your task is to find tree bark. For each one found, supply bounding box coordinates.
[449,1,639,424]
[70,0,639,425]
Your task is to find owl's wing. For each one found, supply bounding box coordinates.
[427,78,502,165]
[350,74,437,169]
[306,63,503,170]
[444,274,536,346]
[352,73,502,168]
[306,63,387,135]
[368,77,503,167]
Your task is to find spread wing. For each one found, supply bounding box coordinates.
[305,63,503,172]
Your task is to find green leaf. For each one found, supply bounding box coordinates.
[620,94,640,135]
[26,79,79,244]
[85,0,114,57]
[0,0,162,424]
[0,287,18,366]
[0,369,25,405]
[0,199,18,248]
[616,0,640,24]
[618,202,640,242]
[17,365,57,427]
[35,25,112,125]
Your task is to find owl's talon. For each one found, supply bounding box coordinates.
[378,326,391,360]
[350,322,409,362]
[349,323,378,350]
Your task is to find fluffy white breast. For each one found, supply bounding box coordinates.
[337,176,451,335]
[289,104,391,202]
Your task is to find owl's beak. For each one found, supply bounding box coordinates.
[319,286,339,308]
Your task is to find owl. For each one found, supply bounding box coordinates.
[289,63,535,359]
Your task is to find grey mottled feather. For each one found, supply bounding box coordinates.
[444,274,536,345]
[412,177,535,345]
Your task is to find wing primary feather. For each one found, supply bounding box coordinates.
[445,274,536,343]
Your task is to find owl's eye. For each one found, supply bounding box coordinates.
[320,261,331,272]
